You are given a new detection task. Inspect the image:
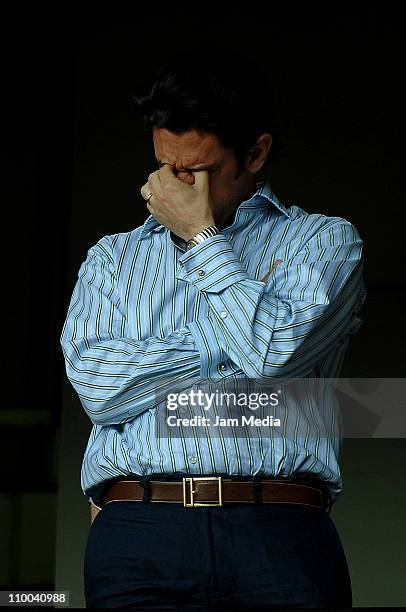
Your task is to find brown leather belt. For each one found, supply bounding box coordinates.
[101,477,327,510]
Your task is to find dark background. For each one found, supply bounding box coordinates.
[1,7,405,604]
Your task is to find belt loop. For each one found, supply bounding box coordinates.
[139,475,151,503]
[252,475,263,504]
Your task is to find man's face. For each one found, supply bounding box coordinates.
[152,128,256,227]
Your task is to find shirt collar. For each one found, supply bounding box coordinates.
[137,181,291,242]
[239,181,292,218]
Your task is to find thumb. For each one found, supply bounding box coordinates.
[192,169,210,192]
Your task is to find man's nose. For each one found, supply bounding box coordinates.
[176,171,195,185]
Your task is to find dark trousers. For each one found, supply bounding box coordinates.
[84,501,352,609]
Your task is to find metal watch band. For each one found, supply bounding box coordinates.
[186,225,222,250]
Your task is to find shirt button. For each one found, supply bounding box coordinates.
[219,363,226,371]
[197,269,205,276]
[189,456,197,464]
[220,311,227,318]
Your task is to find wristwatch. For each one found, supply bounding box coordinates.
[186,225,222,250]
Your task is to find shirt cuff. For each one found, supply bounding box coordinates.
[177,233,250,292]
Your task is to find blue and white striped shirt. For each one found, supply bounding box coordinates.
[60,182,366,504]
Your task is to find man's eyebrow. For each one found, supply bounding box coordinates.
[156,159,214,171]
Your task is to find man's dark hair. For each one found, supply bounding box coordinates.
[132,48,283,178]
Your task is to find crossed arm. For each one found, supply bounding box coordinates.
[60,220,365,428]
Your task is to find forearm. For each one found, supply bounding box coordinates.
[190,261,364,378]
[60,237,220,426]
[61,328,203,425]
[179,224,365,379]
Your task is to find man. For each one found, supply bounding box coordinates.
[60,49,366,608]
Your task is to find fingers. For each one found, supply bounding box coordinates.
[159,163,177,183]
[158,164,209,192]
[148,170,165,201]
[140,165,207,212]
[140,182,153,201]
[90,504,101,525]
[261,259,284,283]
[140,169,165,209]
